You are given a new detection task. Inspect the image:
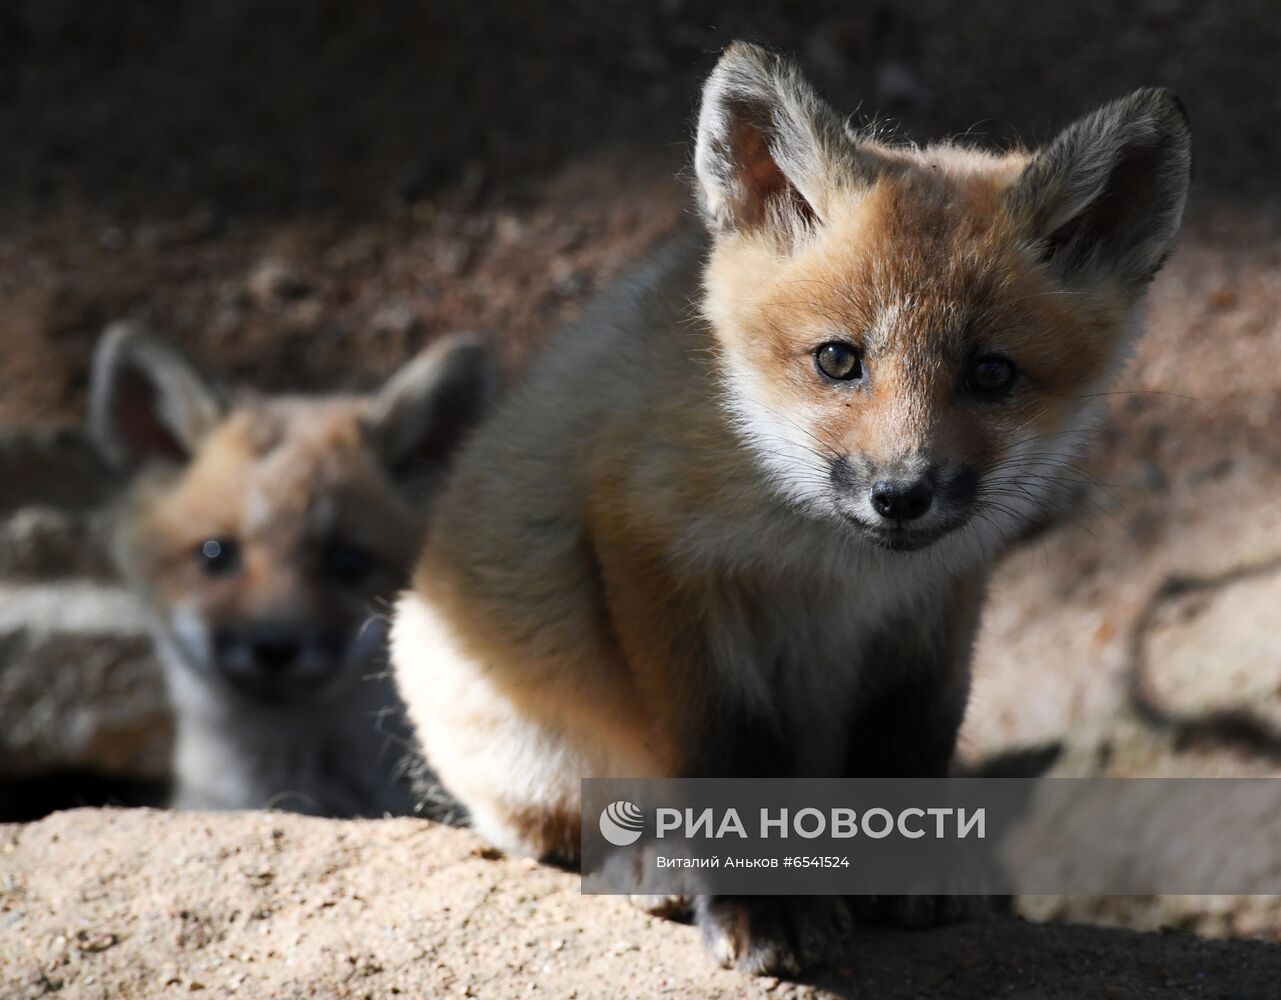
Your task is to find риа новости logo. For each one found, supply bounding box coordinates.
[599,800,644,846]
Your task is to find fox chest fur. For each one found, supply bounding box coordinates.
[672,544,968,774]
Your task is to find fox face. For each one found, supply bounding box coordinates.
[696,45,1190,555]
[91,324,494,706]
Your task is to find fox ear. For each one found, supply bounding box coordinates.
[1012,88,1191,288]
[695,42,853,243]
[88,321,225,470]
[367,333,497,481]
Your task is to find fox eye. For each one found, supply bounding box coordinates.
[814,342,862,382]
[196,538,240,577]
[323,543,378,586]
[966,355,1017,397]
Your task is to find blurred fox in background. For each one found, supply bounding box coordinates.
[89,322,494,817]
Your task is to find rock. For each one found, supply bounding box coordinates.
[0,582,168,779]
[2,810,1280,999]
[549,257,588,297]
[246,258,311,306]
[1138,564,1281,729]
[434,237,475,278]
[370,300,420,338]
[0,506,115,580]
[1010,714,1281,937]
[0,430,160,792]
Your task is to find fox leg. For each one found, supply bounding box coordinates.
[392,594,588,861]
[841,668,982,929]
[842,592,983,929]
[681,702,856,975]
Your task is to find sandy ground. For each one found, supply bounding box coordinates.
[5,809,1281,1000]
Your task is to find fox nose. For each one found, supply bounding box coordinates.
[251,637,301,672]
[216,625,307,674]
[870,478,934,522]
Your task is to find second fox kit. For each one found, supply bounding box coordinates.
[393,44,1191,970]
[91,323,493,817]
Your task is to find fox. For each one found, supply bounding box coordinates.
[391,42,1191,973]
[90,322,494,817]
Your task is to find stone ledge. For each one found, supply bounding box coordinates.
[0,506,115,581]
[0,584,166,779]
[3,809,1280,999]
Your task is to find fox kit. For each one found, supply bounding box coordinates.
[393,43,1190,971]
[91,323,494,817]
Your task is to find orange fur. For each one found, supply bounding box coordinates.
[123,401,423,634]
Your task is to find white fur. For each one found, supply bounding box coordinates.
[393,596,649,852]
[157,612,415,817]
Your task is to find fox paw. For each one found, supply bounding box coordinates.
[695,896,851,976]
[628,893,692,920]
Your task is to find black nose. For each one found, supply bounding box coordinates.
[251,637,301,672]
[871,478,934,522]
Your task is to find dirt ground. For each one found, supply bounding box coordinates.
[6,809,1281,1000]
[4,1,1281,996]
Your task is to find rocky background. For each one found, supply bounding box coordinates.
[3,1,1281,994]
